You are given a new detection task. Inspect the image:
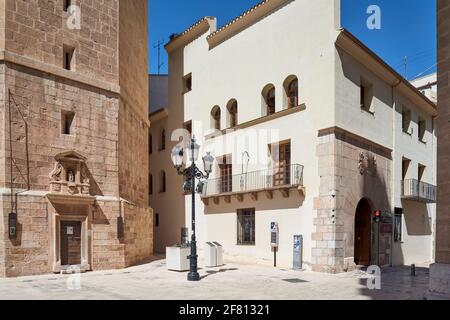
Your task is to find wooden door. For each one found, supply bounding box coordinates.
[219,156,232,193]
[61,221,82,266]
[354,199,371,266]
[273,142,291,186]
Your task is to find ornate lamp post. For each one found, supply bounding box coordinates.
[171,137,214,281]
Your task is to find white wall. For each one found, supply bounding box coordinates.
[334,46,436,266]
[177,0,340,269]
[392,91,436,265]
[166,0,436,269]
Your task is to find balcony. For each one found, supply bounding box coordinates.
[201,164,305,205]
[401,179,436,203]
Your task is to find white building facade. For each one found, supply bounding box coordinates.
[411,73,437,104]
[163,0,437,272]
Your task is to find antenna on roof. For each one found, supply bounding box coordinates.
[403,56,408,80]
[153,39,165,75]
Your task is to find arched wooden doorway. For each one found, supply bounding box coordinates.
[354,198,372,266]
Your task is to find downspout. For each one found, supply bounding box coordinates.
[8,89,31,213]
[431,114,437,262]
[390,78,401,267]
[8,90,14,214]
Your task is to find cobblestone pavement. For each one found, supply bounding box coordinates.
[0,258,449,300]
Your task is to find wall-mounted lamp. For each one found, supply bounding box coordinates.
[8,212,17,240]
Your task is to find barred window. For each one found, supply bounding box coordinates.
[237,209,255,245]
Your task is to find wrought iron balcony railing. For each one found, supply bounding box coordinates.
[401,179,437,203]
[202,164,304,198]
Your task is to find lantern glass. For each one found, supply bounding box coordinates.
[188,139,200,162]
[202,152,214,174]
[171,145,184,169]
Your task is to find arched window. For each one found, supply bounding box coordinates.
[159,171,166,193]
[211,106,221,130]
[227,99,238,128]
[284,76,298,109]
[262,84,276,116]
[160,129,166,151]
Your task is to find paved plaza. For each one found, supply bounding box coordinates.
[0,257,449,300]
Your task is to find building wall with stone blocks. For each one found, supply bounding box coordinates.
[312,129,392,273]
[2,0,119,85]
[123,203,153,267]
[118,0,149,207]
[436,0,450,266]
[2,63,120,195]
[0,0,152,277]
[0,63,6,188]
[0,194,50,277]
[430,0,450,295]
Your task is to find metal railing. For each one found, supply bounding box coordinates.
[203,164,304,197]
[401,179,437,203]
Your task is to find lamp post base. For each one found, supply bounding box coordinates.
[188,272,200,281]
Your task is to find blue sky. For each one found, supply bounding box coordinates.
[148,0,436,80]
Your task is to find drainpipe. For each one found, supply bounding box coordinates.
[8,89,31,215]
[390,79,402,267]
[431,114,437,262]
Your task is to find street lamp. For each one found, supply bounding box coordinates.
[171,137,214,281]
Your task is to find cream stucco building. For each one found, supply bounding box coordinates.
[148,74,187,253]
[156,0,437,272]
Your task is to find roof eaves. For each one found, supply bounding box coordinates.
[337,28,437,113]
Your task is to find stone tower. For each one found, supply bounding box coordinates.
[0,0,152,277]
[430,0,450,294]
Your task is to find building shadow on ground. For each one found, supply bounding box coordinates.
[355,265,435,300]
[200,267,239,280]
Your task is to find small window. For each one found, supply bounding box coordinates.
[262,84,276,116]
[402,158,411,181]
[63,0,71,12]
[418,117,426,142]
[418,164,425,182]
[360,78,374,113]
[394,214,403,242]
[159,171,166,193]
[149,174,153,195]
[183,73,192,93]
[211,106,221,130]
[149,133,153,155]
[159,129,166,151]
[227,100,238,128]
[63,45,75,71]
[237,209,255,245]
[61,111,75,135]
[402,106,412,134]
[155,213,159,227]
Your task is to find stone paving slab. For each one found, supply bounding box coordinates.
[0,259,449,300]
